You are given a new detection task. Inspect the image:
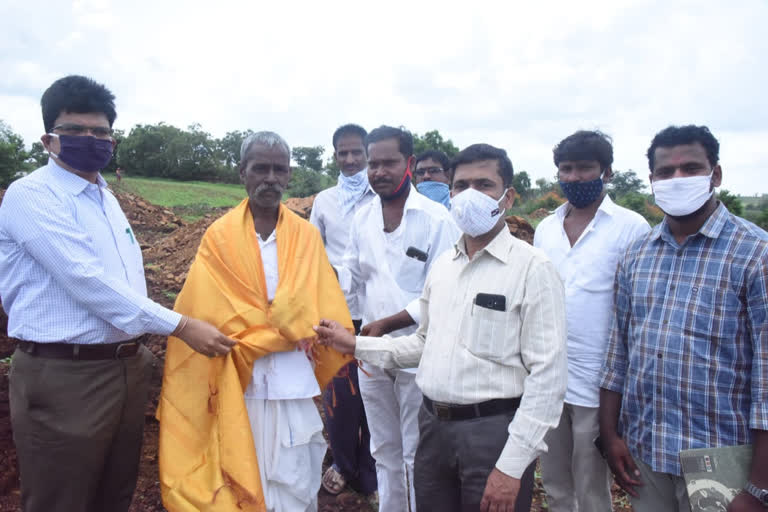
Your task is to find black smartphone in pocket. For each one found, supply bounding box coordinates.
[474,293,506,311]
[405,246,428,262]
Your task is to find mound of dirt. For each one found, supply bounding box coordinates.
[284,194,317,219]
[141,215,222,308]
[528,207,552,220]
[112,190,186,248]
[505,215,535,244]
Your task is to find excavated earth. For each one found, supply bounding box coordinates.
[0,188,630,511]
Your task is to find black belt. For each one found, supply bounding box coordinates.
[15,338,143,360]
[423,396,521,421]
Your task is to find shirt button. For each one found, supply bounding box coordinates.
[656,387,662,393]
[657,353,663,358]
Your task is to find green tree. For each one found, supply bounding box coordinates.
[412,130,459,157]
[718,189,744,216]
[117,123,222,181]
[757,208,768,230]
[534,177,555,196]
[292,146,325,172]
[511,171,532,199]
[608,169,646,199]
[27,141,48,169]
[217,129,254,168]
[324,156,341,180]
[616,192,648,216]
[286,167,334,198]
[0,120,29,187]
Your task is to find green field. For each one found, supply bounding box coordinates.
[105,175,246,208]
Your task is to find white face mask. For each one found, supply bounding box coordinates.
[450,187,508,237]
[652,172,714,217]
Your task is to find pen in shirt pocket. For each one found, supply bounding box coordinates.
[125,227,134,244]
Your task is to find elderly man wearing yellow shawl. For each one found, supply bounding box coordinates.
[157,131,354,512]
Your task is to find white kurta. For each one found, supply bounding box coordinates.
[243,230,325,512]
[337,187,461,511]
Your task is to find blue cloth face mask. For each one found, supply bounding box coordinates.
[416,181,451,209]
[559,175,604,208]
[48,133,114,173]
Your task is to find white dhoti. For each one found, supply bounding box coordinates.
[244,396,326,512]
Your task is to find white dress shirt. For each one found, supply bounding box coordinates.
[533,195,650,407]
[244,229,320,399]
[355,227,568,478]
[309,181,376,319]
[0,161,180,343]
[338,187,460,372]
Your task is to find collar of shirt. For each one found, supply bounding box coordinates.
[369,185,425,227]
[46,159,108,196]
[454,225,514,264]
[650,201,728,245]
[554,193,618,222]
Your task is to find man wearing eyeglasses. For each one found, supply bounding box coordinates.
[0,75,236,512]
[414,150,451,209]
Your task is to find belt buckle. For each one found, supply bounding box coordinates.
[433,403,452,420]
[114,342,137,359]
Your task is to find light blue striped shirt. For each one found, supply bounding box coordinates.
[0,160,181,344]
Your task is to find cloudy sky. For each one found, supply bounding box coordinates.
[2,0,766,195]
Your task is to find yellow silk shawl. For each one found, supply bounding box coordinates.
[157,199,353,511]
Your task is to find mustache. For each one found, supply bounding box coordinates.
[372,178,392,186]
[254,183,284,195]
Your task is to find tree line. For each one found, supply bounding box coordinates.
[2,119,766,228]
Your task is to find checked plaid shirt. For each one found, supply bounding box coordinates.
[600,202,768,475]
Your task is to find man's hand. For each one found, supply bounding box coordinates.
[176,317,237,357]
[360,318,391,337]
[728,492,766,512]
[480,468,520,512]
[603,435,642,496]
[314,319,356,354]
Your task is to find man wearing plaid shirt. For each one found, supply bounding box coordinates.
[599,125,768,512]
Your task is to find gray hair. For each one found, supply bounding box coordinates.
[240,131,291,163]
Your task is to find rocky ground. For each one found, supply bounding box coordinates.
[0,188,631,511]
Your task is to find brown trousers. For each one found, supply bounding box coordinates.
[9,345,154,512]
[414,400,536,511]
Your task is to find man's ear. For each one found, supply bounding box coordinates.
[504,186,516,209]
[238,164,246,184]
[711,164,722,189]
[602,166,613,184]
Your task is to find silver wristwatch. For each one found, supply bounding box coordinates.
[744,481,768,506]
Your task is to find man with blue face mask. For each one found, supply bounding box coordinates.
[414,150,451,209]
[0,75,236,512]
[599,125,768,512]
[534,130,649,512]
[316,143,567,512]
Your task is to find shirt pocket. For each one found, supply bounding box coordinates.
[572,248,620,293]
[683,281,741,342]
[395,256,428,294]
[462,301,518,364]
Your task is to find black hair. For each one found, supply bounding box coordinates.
[41,75,117,133]
[450,143,514,187]
[647,125,720,170]
[415,150,450,171]
[332,123,368,150]
[365,125,414,158]
[553,130,613,171]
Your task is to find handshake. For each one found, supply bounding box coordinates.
[313,319,357,355]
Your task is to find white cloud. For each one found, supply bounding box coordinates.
[1,0,766,194]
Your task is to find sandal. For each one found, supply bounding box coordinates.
[322,465,347,495]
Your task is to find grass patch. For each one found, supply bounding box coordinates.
[106,176,245,209]
[163,291,178,301]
